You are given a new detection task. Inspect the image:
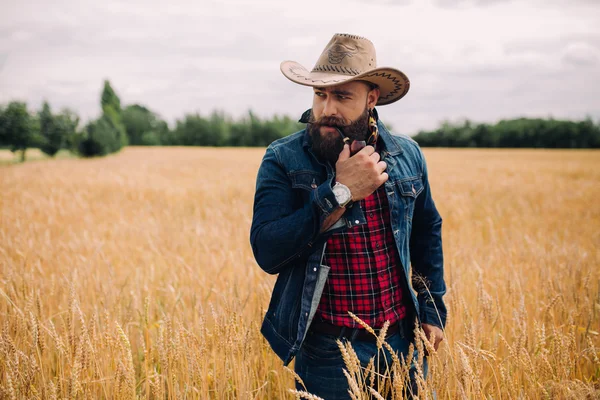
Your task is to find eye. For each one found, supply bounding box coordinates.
[314,91,325,98]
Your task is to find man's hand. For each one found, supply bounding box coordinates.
[335,144,388,201]
[422,323,444,351]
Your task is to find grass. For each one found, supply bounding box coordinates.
[0,146,598,399]
[0,149,75,165]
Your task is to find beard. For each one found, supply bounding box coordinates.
[308,107,370,165]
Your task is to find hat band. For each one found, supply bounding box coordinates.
[311,64,362,76]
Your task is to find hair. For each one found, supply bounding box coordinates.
[359,80,379,91]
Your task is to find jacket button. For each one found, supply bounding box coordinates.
[313,267,317,272]
[355,220,360,224]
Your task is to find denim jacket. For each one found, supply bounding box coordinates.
[250,116,446,365]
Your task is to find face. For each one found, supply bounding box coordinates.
[308,80,380,164]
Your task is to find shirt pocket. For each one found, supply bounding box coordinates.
[396,176,424,220]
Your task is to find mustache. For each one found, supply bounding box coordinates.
[309,116,348,129]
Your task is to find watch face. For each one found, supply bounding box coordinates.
[333,184,351,204]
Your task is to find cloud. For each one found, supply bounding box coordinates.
[434,0,597,8]
[0,53,6,73]
[353,0,412,4]
[433,0,514,9]
[502,34,600,69]
[562,42,599,66]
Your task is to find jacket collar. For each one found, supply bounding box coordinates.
[377,119,403,156]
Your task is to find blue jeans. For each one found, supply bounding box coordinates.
[294,326,427,400]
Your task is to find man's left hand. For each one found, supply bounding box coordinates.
[421,323,444,351]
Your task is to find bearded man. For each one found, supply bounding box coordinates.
[250,33,446,399]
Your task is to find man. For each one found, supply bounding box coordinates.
[250,33,446,399]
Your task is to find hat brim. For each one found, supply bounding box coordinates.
[280,61,410,105]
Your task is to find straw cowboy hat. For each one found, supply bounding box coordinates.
[281,33,410,105]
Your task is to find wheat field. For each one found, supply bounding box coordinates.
[0,146,598,399]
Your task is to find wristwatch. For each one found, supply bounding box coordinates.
[332,182,352,208]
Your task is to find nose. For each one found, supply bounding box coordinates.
[322,97,338,117]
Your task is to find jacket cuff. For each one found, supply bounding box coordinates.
[312,181,339,217]
[418,298,446,329]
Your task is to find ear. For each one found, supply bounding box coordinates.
[367,87,380,109]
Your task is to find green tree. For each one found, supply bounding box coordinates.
[55,109,80,153]
[155,120,173,145]
[101,80,122,117]
[228,111,302,147]
[39,101,66,157]
[79,116,123,157]
[0,105,6,147]
[101,80,127,148]
[173,113,212,146]
[3,102,33,162]
[78,80,127,157]
[122,104,170,145]
[140,131,161,146]
[208,110,231,146]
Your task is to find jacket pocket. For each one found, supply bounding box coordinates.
[396,176,423,220]
[290,170,322,191]
[268,264,304,341]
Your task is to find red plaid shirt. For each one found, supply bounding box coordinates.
[316,184,407,329]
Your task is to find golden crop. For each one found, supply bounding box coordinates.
[0,147,598,399]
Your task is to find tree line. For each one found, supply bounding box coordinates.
[0,80,305,161]
[412,118,600,148]
[0,81,128,161]
[1,80,599,162]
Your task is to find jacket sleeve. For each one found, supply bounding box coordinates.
[250,145,340,275]
[409,147,447,329]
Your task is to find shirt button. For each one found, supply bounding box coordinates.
[369,212,374,218]
[376,243,380,248]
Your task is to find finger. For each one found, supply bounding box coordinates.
[380,172,389,183]
[377,160,387,173]
[337,144,351,162]
[370,151,380,163]
[358,145,375,156]
[434,335,443,350]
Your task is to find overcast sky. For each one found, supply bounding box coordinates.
[1,0,599,134]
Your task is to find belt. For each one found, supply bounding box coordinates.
[309,319,403,343]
